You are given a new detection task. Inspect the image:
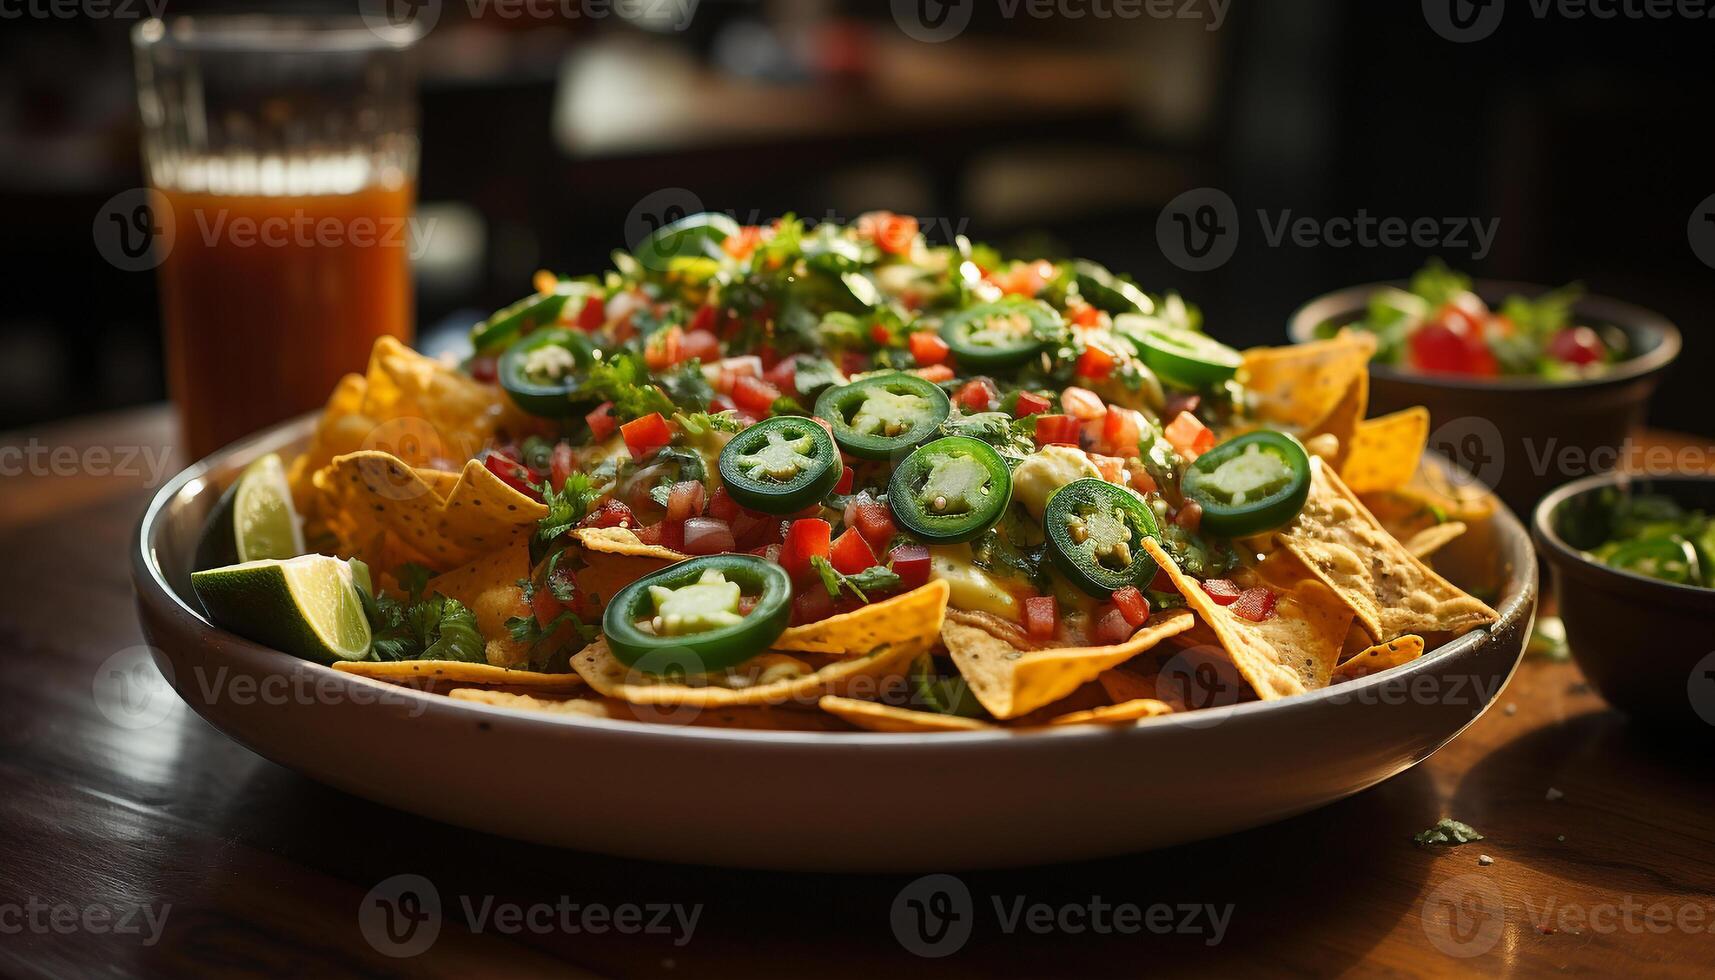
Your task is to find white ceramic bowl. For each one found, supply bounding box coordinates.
[133,415,1536,871]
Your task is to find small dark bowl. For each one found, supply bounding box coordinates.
[1533,472,1715,733]
[1289,280,1679,517]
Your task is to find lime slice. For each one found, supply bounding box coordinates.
[194,453,305,571]
[191,555,373,663]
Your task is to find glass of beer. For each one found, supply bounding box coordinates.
[132,16,422,459]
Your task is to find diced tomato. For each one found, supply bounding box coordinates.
[830,528,880,575]
[682,517,736,555]
[580,498,636,530]
[644,325,685,370]
[912,364,955,383]
[1112,586,1150,627]
[989,259,1056,298]
[1548,326,1604,366]
[781,518,833,582]
[1075,345,1117,380]
[530,582,563,629]
[1023,595,1058,642]
[577,295,606,330]
[1034,414,1082,447]
[888,543,931,589]
[620,412,673,459]
[483,451,542,501]
[1099,407,1143,457]
[953,379,996,412]
[467,355,498,383]
[792,585,835,626]
[688,305,718,334]
[679,328,722,364]
[636,521,686,552]
[634,522,662,545]
[708,486,742,522]
[723,226,765,261]
[1174,499,1203,533]
[757,344,782,370]
[732,375,782,415]
[1129,466,1158,495]
[1409,304,1498,376]
[764,355,799,395]
[731,509,781,550]
[839,351,870,376]
[834,465,855,495]
[585,402,617,443]
[1164,411,1215,459]
[1014,391,1052,417]
[1089,453,1127,484]
[871,323,894,347]
[665,480,706,523]
[856,211,918,256]
[1067,300,1101,327]
[1060,386,1106,421]
[852,500,896,552]
[1230,587,1278,623]
[1092,607,1135,646]
[1201,578,1242,606]
[909,331,950,366]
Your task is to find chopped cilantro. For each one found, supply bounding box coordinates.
[362,581,485,664]
[810,555,901,603]
[536,473,600,544]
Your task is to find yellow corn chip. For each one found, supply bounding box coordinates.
[320,452,546,569]
[776,580,950,656]
[1341,407,1430,494]
[566,527,684,613]
[447,688,609,716]
[818,696,995,732]
[1142,538,1351,700]
[1404,521,1467,560]
[1332,634,1426,681]
[425,544,533,667]
[1276,462,1498,640]
[333,660,585,690]
[1309,371,1369,471]
[1243,331,1377,429]
[942,610,1194,721]
[571,527,686,562]
[1046,698,1174,726]
[571,639,924,707]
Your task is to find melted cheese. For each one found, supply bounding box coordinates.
[929,544,1021,621]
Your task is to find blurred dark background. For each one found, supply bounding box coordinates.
[2,0,1710,433]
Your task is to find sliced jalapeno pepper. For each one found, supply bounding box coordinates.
[1073,260,1152,316]
[1180,431,1312,538]
[911,654,987,718]
[938,300,1064,370]
[888,436,1012,544]
[603,554,792,674]
[813,372,950,461]
[1044,478,1162,597]
[718,415,842,514]
[634,211,741,271]
[498,328,597,417]
[470,283,584,356]
[1600,535,1702,586]
[1127,320,1241,387]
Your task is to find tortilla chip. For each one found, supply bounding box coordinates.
[1404,521,1467,560]
[319,452,546,570]
[1309,372,1368,471]
[566,527,683,613]
[942,610,1194,721]
[333,659,584,690]
[1142,538,1351,700]
[776,581,950,656]
[447,688,609,716]
[1243,332,1377,429]
[818,696,995,732]
[1046,698,1174,726]
[1097,668,1157,703]
[424,544,533,667]
[1342,407,1430,494]
[1332,634,1426,681]
[571,639,923,707]
[1276,462,1497,640]
[571,527,686,563]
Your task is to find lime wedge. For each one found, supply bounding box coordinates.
[194,453,305,571]
[191,555,373,663]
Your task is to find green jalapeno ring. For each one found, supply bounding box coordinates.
[634,211,741,272]
[602,555,792,674]
[1129,321,1242,387]
[1073,260,1152,317]
[1180,430,1312,539]
[887,436,1013,544]
[1043,478,1163,597]
[938,300,1064,370]
[471,283,586,356]
[813,373,951,461]
[498,327,598,418]
[717,415,843,514]
[1601,536,1702,586]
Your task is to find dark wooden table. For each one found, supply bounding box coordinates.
[3,407,1712,978]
